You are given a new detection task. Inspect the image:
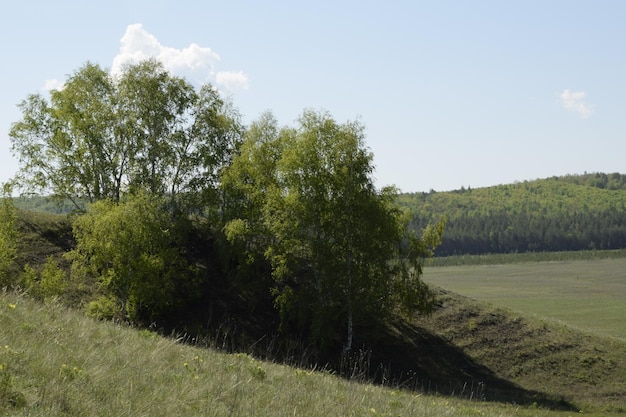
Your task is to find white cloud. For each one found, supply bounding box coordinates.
[560,89,594,118]
[42,79,65,92]
[111,24,249,92]
[215,70,250,92]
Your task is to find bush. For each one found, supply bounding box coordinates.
[39,257,67,300]
[19,264,38,296]
[20,257,67,301]
[0,185,18,288]
[85,295,118,320]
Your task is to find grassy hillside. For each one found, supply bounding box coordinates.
[414,287,626,413]
[5,203,626,415]
[3,211,562,407]
[399,172,626,255]
[2,288,623,417]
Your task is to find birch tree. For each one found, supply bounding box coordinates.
[9,59,242,214]
[223,110,443,351]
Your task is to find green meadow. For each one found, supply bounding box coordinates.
[424,257,626,340]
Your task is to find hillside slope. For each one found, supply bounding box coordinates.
[4,284,626,415]
[414,288,626,412]
[399,172,626,255]
[6,200,626,414]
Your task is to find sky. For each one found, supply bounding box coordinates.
[1,1,625,193]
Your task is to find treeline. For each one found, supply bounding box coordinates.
[1,59,443,356]
[399,173,626,256]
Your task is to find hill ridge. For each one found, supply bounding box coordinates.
[399,172,626,255]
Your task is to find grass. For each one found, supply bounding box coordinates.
[0,290,589,417]
[423,258,626,340]
[428,249,626,267]
[13,209,73,269]
[414,286,626,414]
[5,210,626,415]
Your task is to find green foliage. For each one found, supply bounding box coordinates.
[19,258,67,301]
[559,171,626,190]
[19,264,38,294]
[69,192,193,322]
[396,215,446,315]
[85,295,118,320]
[0,184,18,288]
[39,257,67,299]
[10,58,447,356]
[223,110,443,350]
[9,59,242,213]
[400,173,626,255]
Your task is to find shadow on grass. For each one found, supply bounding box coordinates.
[351,319,576,411]
[168,294,577,412]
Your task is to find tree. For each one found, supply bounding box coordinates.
[10,63,120,208]
[9,59,243,213]
[223,110,443,351]
[69,193,191,322]
[221,112,288,304]
[0,183,18,287]
[222,112,290,258]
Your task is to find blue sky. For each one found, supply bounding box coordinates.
[1,1,625,193]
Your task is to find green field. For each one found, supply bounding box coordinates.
[424,258,626,340]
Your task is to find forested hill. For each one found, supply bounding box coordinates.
[13,172,626,256]
[399,172,626,256]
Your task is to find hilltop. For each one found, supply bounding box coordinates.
[398,172,626,255]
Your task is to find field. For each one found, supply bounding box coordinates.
[423,258,626,340]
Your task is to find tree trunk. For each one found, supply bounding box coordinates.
[344,306,353,354]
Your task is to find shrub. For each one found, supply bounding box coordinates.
[86,295,118,320]
[20,257,67,301]
[0,185,18,288]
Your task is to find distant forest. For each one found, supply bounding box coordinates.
[16,172,626,257]
[399,172,626,256]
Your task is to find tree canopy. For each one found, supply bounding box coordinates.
[69,192,195,321]
[223,110,444,350]
[8,60,443,354]
[9,60,243,213]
